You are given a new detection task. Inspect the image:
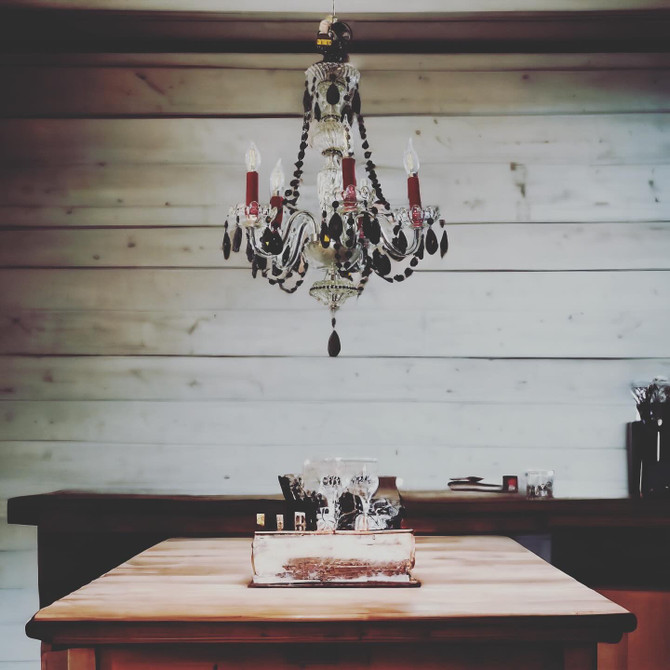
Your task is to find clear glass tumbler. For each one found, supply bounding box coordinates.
[525,469,555,499]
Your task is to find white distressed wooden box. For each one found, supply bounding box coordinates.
[251,529,417,586]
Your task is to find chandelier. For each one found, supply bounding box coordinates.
[221,14,448,356]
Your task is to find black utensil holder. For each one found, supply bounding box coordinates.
[627,421,670,498]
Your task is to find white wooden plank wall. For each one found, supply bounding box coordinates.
[0,50,669,667]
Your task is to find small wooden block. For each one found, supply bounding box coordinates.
[251,529,416,586]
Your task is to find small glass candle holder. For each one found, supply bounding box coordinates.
[525,470,555,499]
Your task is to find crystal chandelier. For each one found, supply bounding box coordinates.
[221,14,448,356]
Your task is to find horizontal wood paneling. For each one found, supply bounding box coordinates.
[0,399,636,449]
[0,589,37,622]
[4,52,670,70]
[0,164,666,223]
[0,550,37,589]
[1,223,669,268]
[2,115,669,166]
[0,519,35,550]
[0,442,628,499]
[2,66,669,117]
[0,623,39,662]
[3,1,669,14]
[1,356,669,403]
[2,305,668,357]
[2,269,669,312]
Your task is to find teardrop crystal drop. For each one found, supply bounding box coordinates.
[320,222,330,248]
[232,226,243,253]
[222,231,231,259]
[372,249,391,276]
[361,213,373,239]
[261,227,273,250]
[303,89,312,113]
[328,212,343,240]
[440,230,449,257]
[368,218,381,245]
[255,254,267,271]
[352,89,361,115]
[314,102,322,121]
[326,83,340,105]
[425,227,438,255]
[270,231,283,255]
[328,329,341,357]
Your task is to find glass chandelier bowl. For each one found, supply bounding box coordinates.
[221,14,448,356]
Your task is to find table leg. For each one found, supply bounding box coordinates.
[41,647,96,670]
[564,643,597,670]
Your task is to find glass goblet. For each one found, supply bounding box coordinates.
[344,458,379,531]
[303,458,343,531]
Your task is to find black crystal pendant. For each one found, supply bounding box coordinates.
[261,227,273,250]
[372,249,391,276]
[440,229,449,258]
[368,218,381,245]
[232,225,243,253]
[328,212,343,240]
[319,221,330,248]
[352,89,361,115]
[255,254,267,271]
[270,231,283,255]
[425,227,438,255]
[326,82,340,105]
[222,231,231,259]
[361,213,372,239]
[328,328,341,357]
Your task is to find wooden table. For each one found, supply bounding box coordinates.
[27,536,635,670]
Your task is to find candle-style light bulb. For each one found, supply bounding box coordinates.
[245,141,261,172]
[403,138,420,176]
[270,159,285,195]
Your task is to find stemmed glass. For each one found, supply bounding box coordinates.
[342,458,379,531]
[302,458,345,531]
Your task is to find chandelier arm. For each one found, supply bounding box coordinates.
[375,214,423,258]
[281,211,319,270]
[247,211,318,270]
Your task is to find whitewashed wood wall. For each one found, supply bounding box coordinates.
[1,49,669,667]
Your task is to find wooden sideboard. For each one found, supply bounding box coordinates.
[27,536,635,670]
[8,491,670,605]
[9,490,670,668]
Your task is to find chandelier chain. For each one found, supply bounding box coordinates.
[356,113,390,209]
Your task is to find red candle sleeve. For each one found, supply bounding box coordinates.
[246,171,259,206]
[407,174,422,208]
[270,194,283,226]
[342,157,357,189]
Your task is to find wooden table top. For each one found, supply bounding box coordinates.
[26,536,635,646]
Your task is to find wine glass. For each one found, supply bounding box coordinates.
[343,458,379,531]
[302,458,344,531]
